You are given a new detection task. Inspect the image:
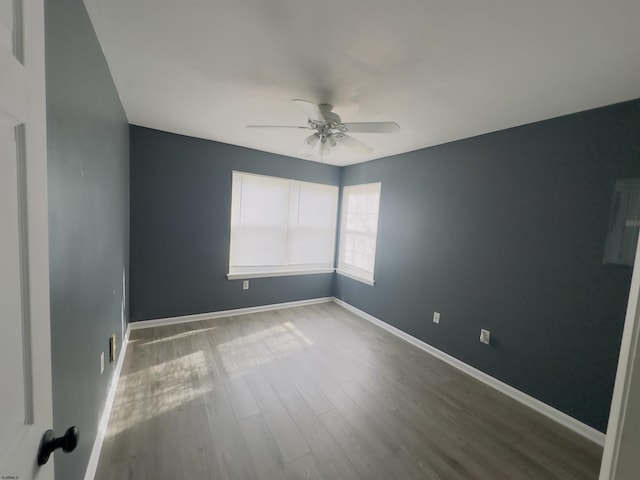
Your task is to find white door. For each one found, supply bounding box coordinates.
[0,0,54,479]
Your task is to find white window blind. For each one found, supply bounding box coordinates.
[337,182,382,285]
[228,171,338,279]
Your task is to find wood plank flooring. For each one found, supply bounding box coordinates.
[94,302,602,479]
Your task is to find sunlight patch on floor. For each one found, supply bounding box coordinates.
[107,350,211,436]
[218,321,312,376]
[138,327,218,346]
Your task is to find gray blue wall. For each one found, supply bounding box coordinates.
[46,1,129,478]
[129,126,340,321]
[335,99,640,432]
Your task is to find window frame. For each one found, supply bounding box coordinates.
[336,182,382,286]
[227,171,339,280]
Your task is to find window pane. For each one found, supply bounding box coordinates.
[297,183,337,228]
[238,175,289,227]
[289,181,338,265]
[288,228,334,265]
[230,227,286,266]
[338,182,381,282]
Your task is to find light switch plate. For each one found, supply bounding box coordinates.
[480,329,491,345]
[433,312,440,324]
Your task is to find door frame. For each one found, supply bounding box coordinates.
[600,232,640,479]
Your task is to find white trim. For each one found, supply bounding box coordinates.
[332,297,606,446]
[83,326,131,480]
[227,268,334,280]
[335,268,375,286]
[128,297,334,330]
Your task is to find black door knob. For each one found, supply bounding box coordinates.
[37,426,79,466]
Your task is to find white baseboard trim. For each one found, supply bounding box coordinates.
[332,297,606,447]
[83,326,131,480]
[128,297,334,330]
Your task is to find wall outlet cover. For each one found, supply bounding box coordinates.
[100,352,105,374]
[480,329,491,345]
[109,334,117,363]
[433,312,440,324]
[243,280,249,290]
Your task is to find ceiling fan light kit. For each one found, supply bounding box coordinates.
[247,99,399,160]
[304,133,319,148]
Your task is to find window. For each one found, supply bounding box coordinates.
[228,171,338,279]
[337,182,382,285]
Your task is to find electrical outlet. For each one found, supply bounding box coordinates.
[109,334,117,363]
[480,329,491,345]
[433,312,440,324]
[243,280,249,290]
[100,352,105,374]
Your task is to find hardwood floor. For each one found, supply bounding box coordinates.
[94,302,602,479]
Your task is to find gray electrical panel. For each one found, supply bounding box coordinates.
[604,179,640,266]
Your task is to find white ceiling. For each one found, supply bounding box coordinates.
[83,0,640,166]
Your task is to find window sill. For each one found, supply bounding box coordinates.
[336,269,376,286]
[227,268,335,281]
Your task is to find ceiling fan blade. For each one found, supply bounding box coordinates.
[292,99,325,123]
[341,122,400,133]
[246,125,310,129]
[336,134,373,154]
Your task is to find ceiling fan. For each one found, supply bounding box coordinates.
[247,100,400,160]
